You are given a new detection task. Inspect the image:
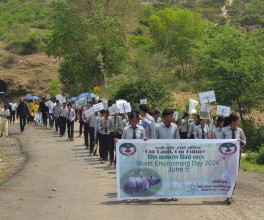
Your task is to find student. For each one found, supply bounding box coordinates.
[180,112,190,139]
[17,99,29,132]
[9,100,16,123]
[83,102,91,149]
[39,98,48,128]
[213,116,224,139]
[59,102,67,137]
[194,118,211,139]
[99,110,111,163]
[48,98,55,129]
[222,114,246,204]
[66,103,76,141]
[88,110,97,155]
[188,114,200,139]
[77,105,84,137]
[156,109,180,139]
[122,112,146,140]
[0,104,10,137]
[153,108,162,124]
[109,112,124,166]
[53,100,60,133]
[138,104,157,139]
[94,110,105,156]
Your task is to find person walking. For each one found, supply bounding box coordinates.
[0,104,10,137]
[17,99,29,132]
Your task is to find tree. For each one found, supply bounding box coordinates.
[149,8,206,76]
[195,25,264,122]
[47,78,62,98]
[47,0,138,94]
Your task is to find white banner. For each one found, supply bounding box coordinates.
[117,139,239,200]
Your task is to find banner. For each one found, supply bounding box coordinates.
[116,139,239,200]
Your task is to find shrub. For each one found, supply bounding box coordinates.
[2,54,15,68]
[256,146,264,165]
[245,152,259,164]
[111,78,173,109]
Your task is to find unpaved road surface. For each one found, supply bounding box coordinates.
[0,123,264,220]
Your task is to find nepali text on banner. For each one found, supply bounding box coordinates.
[116,139,240,200]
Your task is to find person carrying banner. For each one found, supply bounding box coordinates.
[188,114,200,139]
[156,109,179,202]
[222,114,246,204]
[194,118,211,139]
[213,116,224,139]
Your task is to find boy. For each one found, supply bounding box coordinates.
[66,103,76,141]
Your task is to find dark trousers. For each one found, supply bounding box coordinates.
[84,123,90,147]
[59,116,66,135]
[79,121,84,136]
[19,115,26,132]
[180,132,188,139]
[54,117,60,132]
[99,134,110,160]
[49,114,54,128]
[42,113,48,127]
[110,132,122,163]
[89,127,95,152]
[67,120,74,139]
[10,111,15,123]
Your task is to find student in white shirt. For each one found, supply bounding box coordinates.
[99,110,111,163]
[195,118,211,139]
[139,104,157,139]
[66,103,76,141]
[59,102,67,136]
[9,101,16,123]
[0,104,10,137]
[153,108,162,124]
[188,114,200,139]
[180,112,190,139]
[213,116,224,139]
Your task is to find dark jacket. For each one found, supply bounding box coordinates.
[17,103,29,117]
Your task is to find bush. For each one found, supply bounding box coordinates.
[245,152,259,164]
[111,78,173,109]
[256,146,264,165]
[2,54,15,68]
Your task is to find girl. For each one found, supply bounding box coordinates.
[213,116,224,139]
[195,118,211,139]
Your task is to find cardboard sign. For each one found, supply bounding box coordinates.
[199,91,216,104]
[119,102,132,114]
[199,111,211,120]
[189,99,199,114]
[200,104,211,112]
[108,104,120,116]
[216,105,230,117]
[140,99,148,105]
[173,111,179,121]
[93,103,104,112]
[56,94,63,104]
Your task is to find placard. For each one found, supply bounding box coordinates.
[199,111,211,120]
[199,91,216,104]
[200,104,211,112]
[117,139,240,200]
[189,99,199,114]
[93,103,104,112]
[173,111,179,121]
[119,102,132,114]
[216,105,231,117]
[140,99,148,105]
[84,108,95,117]
[56,94,63,104]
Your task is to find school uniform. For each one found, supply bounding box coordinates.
[77,107,84,136]
[59,106,67,136]
[66,108,76,140]
[213,127,224,139]
[88,114,97,153]
[141,113,157,139]
[93,114,101,154]
[188,121,197,139]
[122,125,145,139]
[9,102,16,123]
[99,117,111,161]
[194,124,210,139]
[0,109,10,137]
[180,118,190,139]
[154,117,162,124]
[156,122,180,139]
[109,115,124,163]
[82,108,90,148]
[222,126,246,146]
[53,104,60,132]
[48,101,55,128]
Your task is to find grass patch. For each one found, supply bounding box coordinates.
[240,157,264,175]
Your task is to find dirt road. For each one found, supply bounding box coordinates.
[0,124,263,220]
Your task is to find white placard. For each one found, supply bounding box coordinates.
[173,111,179,121]
[140,99,148,105]
[56,94,63,103]
[47,94,51,100]
[216,105,230,117]
[108,105,116,116]
[62,98,67,103]
[199,91,216,104]
[93,103,104,112]
[119,102,131,114]
[200,104,211,112]
[189,99,199,114]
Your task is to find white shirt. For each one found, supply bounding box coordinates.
[66,108,76,121]
[9,103,17,111]
[156,122,180,139]
[0,109,10,118]
[195,124,210,139]
[222,125,246,145]
[122,125,145,139]
[213,127,224,139]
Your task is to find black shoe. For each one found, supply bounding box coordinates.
[226,198,233,205]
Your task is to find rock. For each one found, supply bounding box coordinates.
[47,196,53,199]
[52,188,57,191]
